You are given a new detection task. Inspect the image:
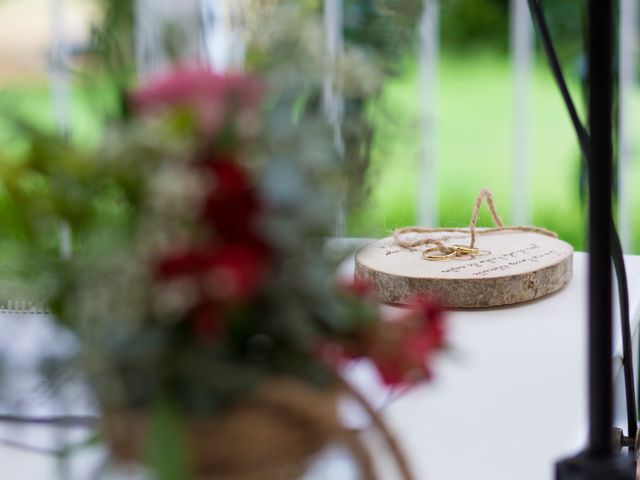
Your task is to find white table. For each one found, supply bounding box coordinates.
[1,252,639,479]
[344,252,640,480]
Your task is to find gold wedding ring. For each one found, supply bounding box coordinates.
[451,244,480,255]
[422,244,487,261]
[422,251,458,261]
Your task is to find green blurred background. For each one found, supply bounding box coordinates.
[1,0,638,252]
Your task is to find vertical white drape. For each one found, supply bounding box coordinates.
[618,0,637,251]
[50,0,73,259]
[323,0,345,154]
[323,0,346,235]
[135,0,246,77]
[50,0,70,137]
[200,0,246,72]
[510,0,533,226]
[418,0,439,227]
[135,0,201,78]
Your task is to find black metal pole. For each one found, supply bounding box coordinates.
[555,1,635,477]
[586,0,614,456]
[527,0,637,444]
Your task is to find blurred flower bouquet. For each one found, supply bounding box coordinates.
[3,63,444,479]
[0,65,447,478]
[0,4,447,478]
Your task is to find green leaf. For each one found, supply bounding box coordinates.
[145,399,192,480]
[56,432,103,461]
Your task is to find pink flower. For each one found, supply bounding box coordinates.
[130,67,262,137]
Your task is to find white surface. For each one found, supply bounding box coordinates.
[1,252,639,480]
[351,252,640,480]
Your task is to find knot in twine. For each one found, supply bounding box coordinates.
[394,188,557,256]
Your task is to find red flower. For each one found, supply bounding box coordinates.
[154,243,267,302]
[412,297,446,350]
[207,160,249,194]
[130,67,262,136]
[368,298,446,386]
[154,248,204,280]
[314,337,366,368]
[314,340,349,369]
[338,278,372,298]
[201,161,263,243]
[190,302,222,342]
[201,244,267,302]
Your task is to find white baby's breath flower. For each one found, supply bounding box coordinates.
[147,164,207,219]
[152,278,200,320]
[339,48,383,97]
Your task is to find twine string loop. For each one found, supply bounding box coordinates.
[393,188,557,260]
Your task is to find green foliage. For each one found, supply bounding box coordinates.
[92,0,135,70]
[349,52,640,253]
[83,0,136,122]
[441,0,585,60]
[146,401,192,480]
[441,0,509,51]
[343,0,424,68]
[537,0,585,61]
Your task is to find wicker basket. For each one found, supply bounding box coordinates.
[103,376,414,480]
[104,378,350,479]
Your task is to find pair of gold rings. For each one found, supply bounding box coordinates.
[422,244,483,261]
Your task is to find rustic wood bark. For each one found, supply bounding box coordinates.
[355,231,573,308]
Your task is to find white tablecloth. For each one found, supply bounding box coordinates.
[350,252,640,480]
[1,251,639,479]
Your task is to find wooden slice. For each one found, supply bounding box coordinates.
[355,230,573,308]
